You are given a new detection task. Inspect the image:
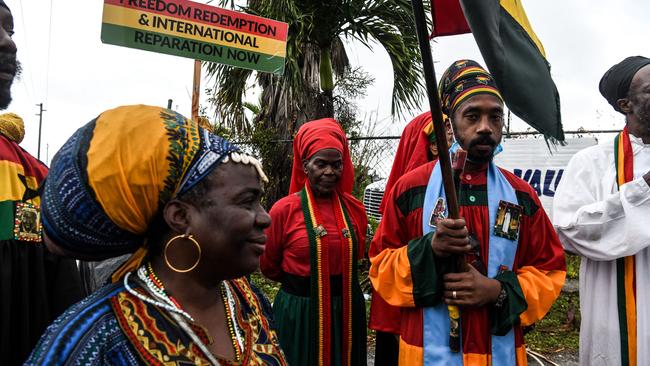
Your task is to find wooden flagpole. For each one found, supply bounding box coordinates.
[191,60,201,121]
[410,0,465,353]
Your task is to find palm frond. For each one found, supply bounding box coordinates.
[343,0,425,118]
[206,0,426,132]
[204,63,254,132]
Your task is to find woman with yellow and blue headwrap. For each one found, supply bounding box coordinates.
[27,105,287,365]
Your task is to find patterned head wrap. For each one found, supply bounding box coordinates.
[42,105,239,260]
[599,56,650,113]
[438,59,503,116]
[0,112,24,143]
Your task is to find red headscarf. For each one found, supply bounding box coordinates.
[289,118,354,194]
[289,118,366,228]
[379,111,437,213]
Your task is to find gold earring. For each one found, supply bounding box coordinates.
[164,234,202,273]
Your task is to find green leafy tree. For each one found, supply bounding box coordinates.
[206,0,425,204]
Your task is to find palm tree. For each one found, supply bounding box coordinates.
[206,0,425,203]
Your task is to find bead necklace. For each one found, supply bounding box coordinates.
[146,262,183,309]
[128,263,244,362]
[136,265,195,321]
[124,271,195,322]
[220,283,242,362]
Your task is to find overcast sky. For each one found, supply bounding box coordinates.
[4,0,650,163]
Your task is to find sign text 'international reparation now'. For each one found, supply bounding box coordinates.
[101,0,288,74]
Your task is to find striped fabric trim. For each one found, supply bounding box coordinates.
[396,186,427,217]
[423,121,435,138]
[300,185,357,366]
[451,85,504,112]
[515,345,527,366]
[301,186,331,366]
[614,128,637,366]
[407,232,438,307]
[335,198,356,366]
[421,161,519,365]
[514,190,539,217]
[458,185,487,206]
[456,66,490,78]
[456,184,539,215]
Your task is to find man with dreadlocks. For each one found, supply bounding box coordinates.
[0,2,85,364]
[369,60,565,365]
[554,56,650,366]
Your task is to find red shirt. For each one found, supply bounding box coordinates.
[261,193,365,281]
[370,160,565,355]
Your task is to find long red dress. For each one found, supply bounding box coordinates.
[261,192,367,366]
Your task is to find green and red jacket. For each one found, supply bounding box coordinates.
[370,160,565,365]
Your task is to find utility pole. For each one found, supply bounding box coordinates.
[36,103,46,160]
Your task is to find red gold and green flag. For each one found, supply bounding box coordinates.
[101,0,288,75]
[0,136,48,241]
[432,0,564,141]
[614,127,637,366]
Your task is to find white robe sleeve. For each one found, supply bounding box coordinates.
[553,148,650,261]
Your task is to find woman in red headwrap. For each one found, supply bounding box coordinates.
[260,118,368,366]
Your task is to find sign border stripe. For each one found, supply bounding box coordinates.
[104,0,288,41]
[101,23,285,74]
[103,3,286,57]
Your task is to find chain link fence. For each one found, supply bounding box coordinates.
[235,129,620,221]
[235,136,401,180]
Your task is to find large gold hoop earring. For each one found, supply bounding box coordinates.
[164,234,202,273]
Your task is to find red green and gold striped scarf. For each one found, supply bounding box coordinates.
[614,127,637,366]
[300,184,358,366]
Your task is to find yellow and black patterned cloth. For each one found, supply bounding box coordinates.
[26,276,287,365]
[41,105,238,261]
[438,59,503,116]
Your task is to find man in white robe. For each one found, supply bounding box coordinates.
[554,56,650,366]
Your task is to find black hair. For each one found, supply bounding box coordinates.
[177,168,222,209]
[145,167,222,256]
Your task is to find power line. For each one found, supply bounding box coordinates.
[17,0,37,99]
[44,0,54,104]
[20,73,32,102]
[35,103,46,160]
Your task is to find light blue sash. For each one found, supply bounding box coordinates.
[421,161,519,366]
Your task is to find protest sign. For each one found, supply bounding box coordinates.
[102,0,288,74]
